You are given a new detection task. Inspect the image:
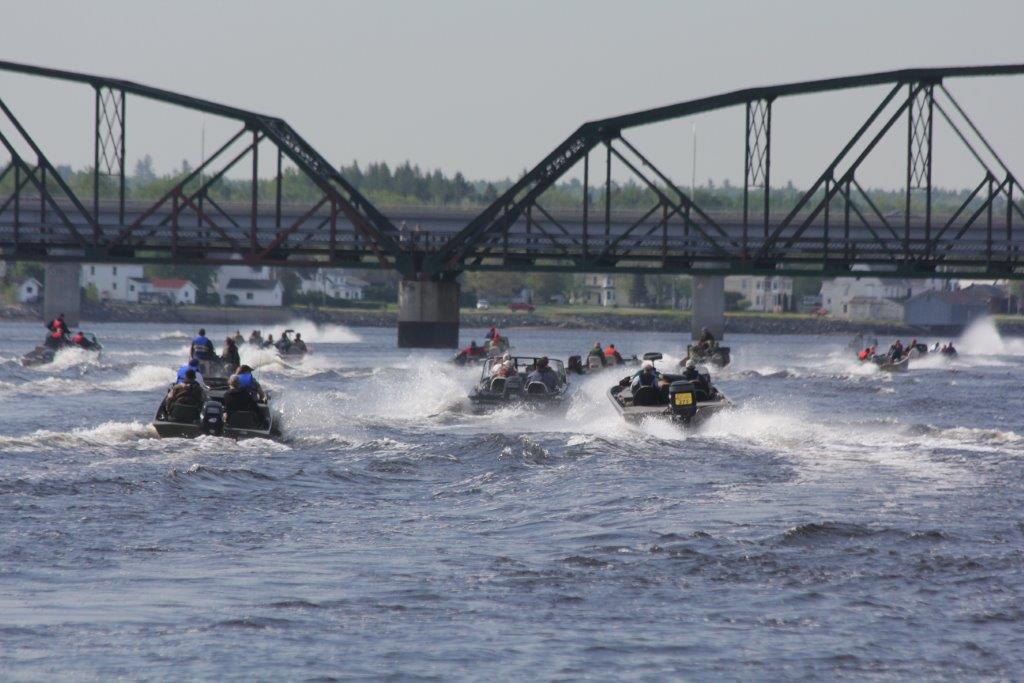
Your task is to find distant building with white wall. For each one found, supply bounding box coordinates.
[81,263,144,301]
[573,274,617,307]
[820,277,911,321]
[223,278,283,306]
[16,277,42,303]
[211,261,275,302]
[299,270,368,300]
[725,275,793,312]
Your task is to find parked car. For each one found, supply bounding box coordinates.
[508,302,535,312]
[476,299,490,310]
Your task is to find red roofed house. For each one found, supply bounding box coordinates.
[129,277,198,305]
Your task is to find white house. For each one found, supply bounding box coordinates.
[820,276,912,321]
[224,278,283,307]
[211,260,274,302]
[574,274,617,307]
[151,278,197,304]
[299,270,368,300]
[725,275,794,312]
[82,263,145,301]
[16,277,42,303]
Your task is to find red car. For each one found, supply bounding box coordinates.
[508,302,535,312]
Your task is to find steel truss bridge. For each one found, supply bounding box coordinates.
[3,61,1024,281]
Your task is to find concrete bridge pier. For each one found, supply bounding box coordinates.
[43,262,82,327]
[690,274,725,341]
[397,279,460,348]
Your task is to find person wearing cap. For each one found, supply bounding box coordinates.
[176,357,205,385]
[222,336,241,370]
[234,364,266,401]
[490,354,514,378]
[681,358,701,382]
[527,356,559,391]
[161,368,204,416]
[603,343,623,365]
[223,374,264,424]
[587,342,607,367]
[191,328,216,360]
[625,359,661,394]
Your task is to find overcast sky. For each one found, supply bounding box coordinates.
[2,0,1024,190]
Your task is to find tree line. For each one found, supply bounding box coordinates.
[0,155,995,214]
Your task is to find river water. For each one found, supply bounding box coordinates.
[1,318,1022,680]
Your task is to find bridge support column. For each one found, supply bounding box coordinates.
[43,263,82,327]
[397,279,460,348]
[691,274,725,341]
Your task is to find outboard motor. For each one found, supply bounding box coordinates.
[667,381,698,420]
[201,401,225,436]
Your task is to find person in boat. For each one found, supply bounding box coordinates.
[681,358,701,383]
[176,357,205,386]
[44,327,66,349]
[275,331,293,352]
[191,329,216,360]
[887,339,905,361]
[622,360,661,393]
[490,353,512,378]
[456,340,481,363]
[235,364,267,401]
[223,374,266,426]
[587,342,607,367]
[232,330,245,346]
[485,326,499,342]
[858,346,873,361]
[694,327,717,353]
[249,330,263,346]
[293,334,307,353]
[70,331,94,349]
[604,344,624,365]
[262,334,275,349]
[162,369,204,416]
[47,313,67,336]
[222,337,241,371]
[526,357,559,392]
[943,342,958,356]
[681,358,714,399]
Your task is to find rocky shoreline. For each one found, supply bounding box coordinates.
[4,301,1022,336]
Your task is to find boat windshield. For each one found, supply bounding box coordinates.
[478,356,566,382]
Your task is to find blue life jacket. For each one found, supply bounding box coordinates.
[634,370,659,388]
[176,364,191,382]
[192,335,213,359]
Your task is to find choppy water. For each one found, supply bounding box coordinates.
[1,317,1022,679]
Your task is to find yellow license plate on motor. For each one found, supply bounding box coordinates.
[674,392,694,406]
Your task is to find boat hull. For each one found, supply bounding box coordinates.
[607,385,731,426]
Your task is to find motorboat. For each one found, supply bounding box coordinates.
[468,355,569,411]
[451,344,489,366]
[867,354,910,372]
[21,333,103,367]
[567,352,639,375]
[682,343,731,368]
[608,353,731,425]
[152,377,281,439]
[274,330,310,357]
